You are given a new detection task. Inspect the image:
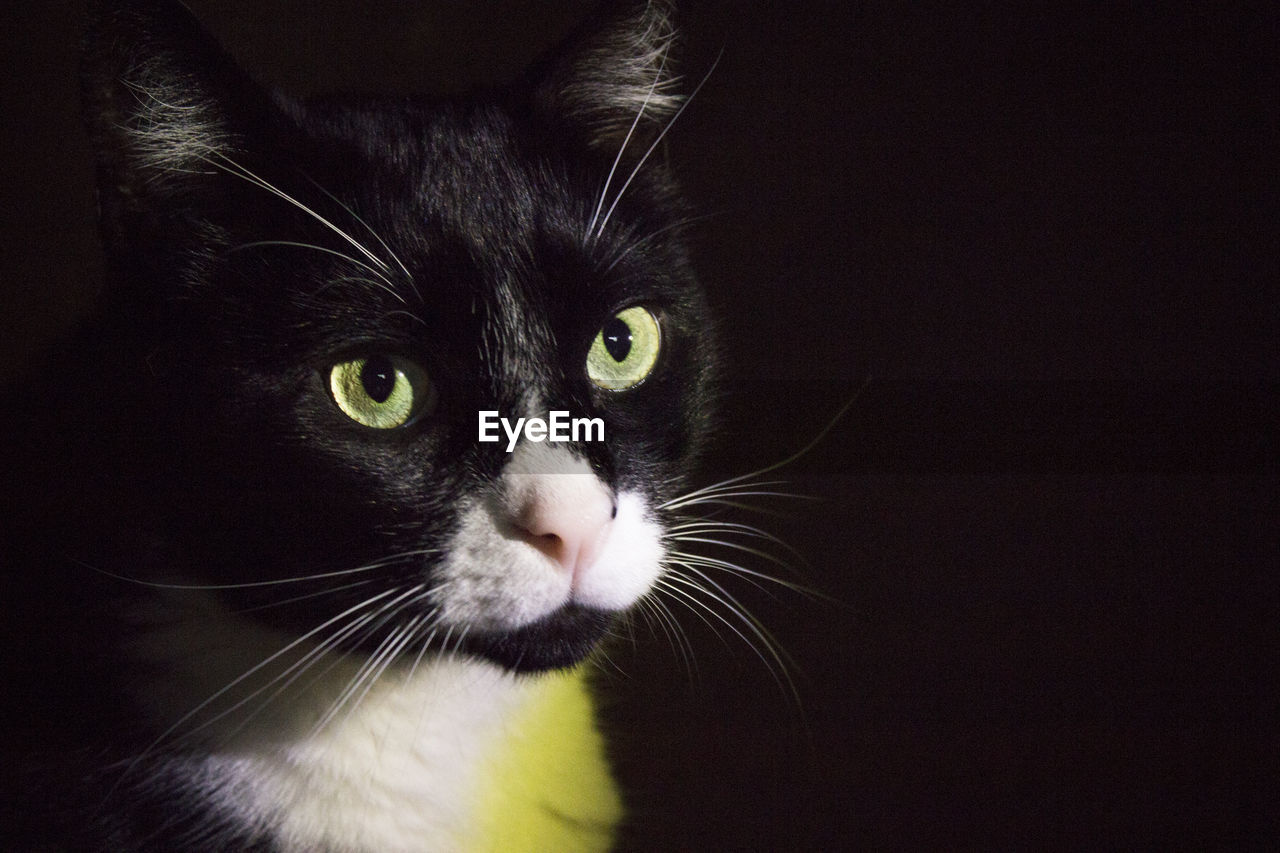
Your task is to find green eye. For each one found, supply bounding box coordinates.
[587,306,661,391]
[329,354,431,429]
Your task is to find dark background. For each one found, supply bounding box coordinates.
[3,1,1275,849]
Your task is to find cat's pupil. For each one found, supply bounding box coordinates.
[602,317,632,363]
[360,356,397,403]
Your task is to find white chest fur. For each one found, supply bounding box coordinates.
[196,656,535,852]
[129,593,542,852]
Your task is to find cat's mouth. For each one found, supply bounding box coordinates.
[462,602,615,673]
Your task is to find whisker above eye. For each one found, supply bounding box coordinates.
[200,150,393,276]
[587,45,673,242]
[593,48,723,242]
[225,241,405,304]
[318,274,410,300]
[303,175,414,286]
[602,211,722,275]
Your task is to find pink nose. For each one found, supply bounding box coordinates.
[516,485,615,583]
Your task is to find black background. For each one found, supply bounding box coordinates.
[2,1,1275,849]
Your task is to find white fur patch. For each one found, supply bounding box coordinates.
[206,657,535,852]
[129,596,541,851]
[436,441,665,630]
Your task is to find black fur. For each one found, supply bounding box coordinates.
[1,0,717,847]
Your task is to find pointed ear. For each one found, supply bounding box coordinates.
[529,1,683,152]
[80,0,269,232]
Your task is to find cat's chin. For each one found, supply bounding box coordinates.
[463,603,615,673]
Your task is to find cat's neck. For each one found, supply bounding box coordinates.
[128,590,619,851]
[202,656,535,851]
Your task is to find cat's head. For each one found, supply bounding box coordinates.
[76,0,717,673]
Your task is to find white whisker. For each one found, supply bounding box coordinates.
[75,548,437,598]
[669,565,792,664]
[226,241,405,304]
[661,489,813,512]
[304,176,414,285]
[638,592,699,683]
[348,611,432,731]
[667,519,800,553]
[667,548,817,598]
[201,150,392,275]
[664,388,867,515]
[587,46,672,241]
[668,536,799,574]
[73,556,415,591]
[309,584,428,737]
[332,624,409,729]
[321,274,411,300]
[594,49,722,240]
[405,622,440,683]
[105,587,403,800]
[228,579,376,615]
[602,211,720,275]
[199,605,387,746]
[652,576,735,651]
[660,569,799,705]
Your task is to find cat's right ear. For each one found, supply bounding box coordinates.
[524,1,684,154]
[80,0,270,241]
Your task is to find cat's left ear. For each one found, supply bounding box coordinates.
[524,0,683,153]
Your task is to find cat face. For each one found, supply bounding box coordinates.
[79,1,717,672]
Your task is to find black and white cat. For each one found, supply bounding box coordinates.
[0,0,767,850]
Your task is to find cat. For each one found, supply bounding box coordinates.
[0,0,758,849]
